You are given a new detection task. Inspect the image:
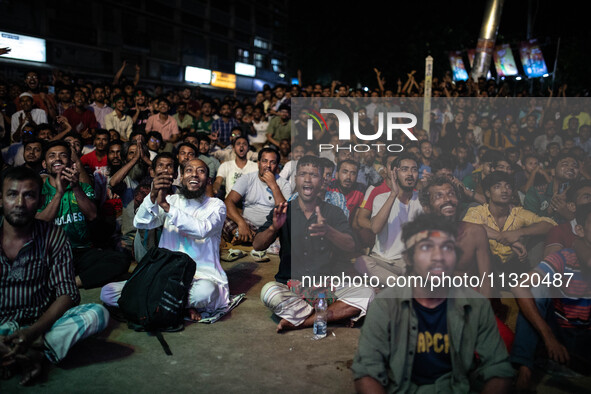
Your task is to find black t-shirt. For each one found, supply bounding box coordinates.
[257,198,353,284]
[411,299,452,386]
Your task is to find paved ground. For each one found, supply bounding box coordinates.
[2,249,590,393]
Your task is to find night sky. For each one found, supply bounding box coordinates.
[287,0,591,92]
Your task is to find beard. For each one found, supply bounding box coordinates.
[179,185,206,201]
[25,158,42,168]
[128,162,149,183]
[3,209,35,228]
[397,178,416,193]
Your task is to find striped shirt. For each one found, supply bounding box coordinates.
[0,219,80,325]
[211,117,239,146]
[538,249,591,329]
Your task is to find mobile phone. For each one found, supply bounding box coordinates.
[47,86,55,94]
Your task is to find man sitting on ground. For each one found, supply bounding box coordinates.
[223,148,291,260]
[36,141,130,289]
[101,158,230,321]
[511,203,591,390]
[0,166,109,385]
[327,159,365,224]
[213,136,258,198]
[352,213,514,393]
[419,176,493,297]
[257,156,374,332]
[354,153,423,286]
[463,171,556,273]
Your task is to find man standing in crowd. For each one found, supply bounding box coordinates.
[80,129,110,174]
[194,100,215,133]
[173,102,193,131]
[129,89,151,133]
[534,119,563,155]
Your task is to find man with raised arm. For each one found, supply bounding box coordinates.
[101,158,229,321]
[257,155,374,332]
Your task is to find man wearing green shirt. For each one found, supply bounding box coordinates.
[265,104,292,148]
[352,213,513,393]
[194,100,215,134]
[37,141,130,289]
[173,102,194,131]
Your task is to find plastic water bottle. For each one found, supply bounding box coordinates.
[313,293,328,339]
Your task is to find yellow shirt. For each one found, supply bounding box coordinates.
[462,204,556,263]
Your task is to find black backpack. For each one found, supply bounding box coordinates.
[118,247,196,336]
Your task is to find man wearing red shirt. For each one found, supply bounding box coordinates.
[63,90,98,134]
[80,129,110,174]
[327,159,364,223]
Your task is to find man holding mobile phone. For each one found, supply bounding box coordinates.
[37,141,130,290]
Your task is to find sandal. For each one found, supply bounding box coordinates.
[250,249,270,263]
[221,249,246,262]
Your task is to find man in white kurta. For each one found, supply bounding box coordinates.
[101,158,229,319]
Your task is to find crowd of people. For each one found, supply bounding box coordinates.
[0,62,589,392]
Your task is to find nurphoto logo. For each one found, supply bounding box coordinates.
[306,108,418,153]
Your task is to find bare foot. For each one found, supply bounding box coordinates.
[188,308,201,322]
[276,319,296,333]
[516,365,532,391]
[15,348,43,386]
